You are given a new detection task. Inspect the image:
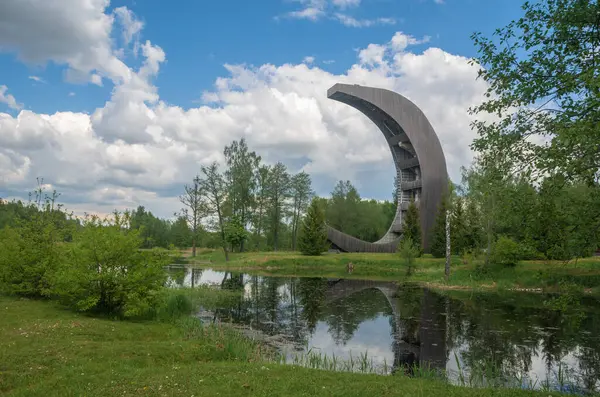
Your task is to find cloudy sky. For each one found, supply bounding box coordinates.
[0,0,524,218]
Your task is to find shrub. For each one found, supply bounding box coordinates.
[398,237,420,275]
[490,235,522,267]
[47,213,170,317]
[0,188,72,297]
[519,242,546,260]
[154,290,194,322]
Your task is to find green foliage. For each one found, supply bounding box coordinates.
[154,290,194,322]
[224,214,249,250]
[289,172,313,250]
[429,196,448,258]
[324,180,396,243]
[170,215,193,248]
[451,196,468,255]
[463,197,483,251]
[223,138,261,252]
[298,198,329,256]
[461,159,600,263]
[0,185,74,297]
[47,213,170,317]
[402,199,422,253]
[490,236,522,268]
[266,162,291,251]
[398,236,420,275]
[130,205,172,249]
[470,0,600,184]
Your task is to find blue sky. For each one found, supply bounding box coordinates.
[0,0,525,217]
[1,0,523,115]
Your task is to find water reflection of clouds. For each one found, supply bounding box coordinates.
[168,267,600,393]
[305,315,395,368]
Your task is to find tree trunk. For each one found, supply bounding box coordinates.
[445,209,451,281]
[191,230,197,257]
[223,245,229,261]
[240,208,246,252]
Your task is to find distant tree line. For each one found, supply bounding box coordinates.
[427,162,600,264]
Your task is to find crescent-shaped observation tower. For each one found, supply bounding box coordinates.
[326,83,448,253]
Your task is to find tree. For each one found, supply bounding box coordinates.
[402,199,422,253]
[463,197,482,252]
[224,214,248,252]
[451,196,467,255]
[398,236,419,276]
[252,164,270,250]
[470,0,600,185]
[223,138,260,252]
[130,206,171,249]
[289,172,313,250]
[327,180,361,235]
[429,196,449,258]
[169,215,192,249]
[199,162,230,261]
[179,176,205,257]
[266,162,290,251]
[47,213,169,317]
[0,181,73,297]
[298,198,329,256]
[462,159,506,265]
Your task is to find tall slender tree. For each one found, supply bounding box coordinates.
[429,196,449,258]
[289,172,313,250]
[298,198,329,256]
[402,199,422,253]
[223,138,261,252]
[267,162,290,251]
[252,164,270,250]
[179,176,205,257]
[199,162,229,261]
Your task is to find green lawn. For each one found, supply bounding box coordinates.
[0,296,566,397]
[183,249,600,294]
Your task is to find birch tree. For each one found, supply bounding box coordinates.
[179,176,206,257]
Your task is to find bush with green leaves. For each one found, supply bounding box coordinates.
[154,290,194,322]
[0,186,73,297]
[490,235,522,267]
[224,214,249,251]
[47,212,170,317]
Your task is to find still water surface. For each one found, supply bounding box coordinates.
[167,266,600,394]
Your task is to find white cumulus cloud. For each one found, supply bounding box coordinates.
[281,0,395,27]
[0,85,22,110]
[0,3,488,219]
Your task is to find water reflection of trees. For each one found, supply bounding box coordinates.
[445,292,600,392]
[322,288,392,345]
[201,272,600,392]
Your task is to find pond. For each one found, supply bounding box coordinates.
[166,266,600,394]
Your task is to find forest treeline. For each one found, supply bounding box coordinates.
[2,146,599,264]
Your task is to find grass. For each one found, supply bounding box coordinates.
[0,295,570,397]
[182,250,600,294]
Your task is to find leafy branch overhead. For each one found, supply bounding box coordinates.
[470,0,600,183]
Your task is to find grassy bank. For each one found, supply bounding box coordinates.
[0,296,569,396]
[184,250,600,294]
